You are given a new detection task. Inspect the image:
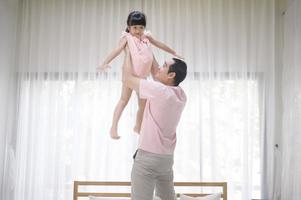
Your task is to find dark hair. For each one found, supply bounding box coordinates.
[168,58,187,86]
[125,11,146,32]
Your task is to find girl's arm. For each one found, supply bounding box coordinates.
[146,35,184,59]
[97,37,127,71]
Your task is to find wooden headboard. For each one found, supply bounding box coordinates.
[73,181,227,200]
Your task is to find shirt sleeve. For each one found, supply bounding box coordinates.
[144,30,152,38]
[139,79,167,100]
[120,31,130,39]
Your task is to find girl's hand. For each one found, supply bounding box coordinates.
[97,63,110,72]
[173,53,185,60]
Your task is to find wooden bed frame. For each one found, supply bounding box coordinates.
[73,181,227,200]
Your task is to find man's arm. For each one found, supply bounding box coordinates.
[150,55,160,80]
[122,47,140,93]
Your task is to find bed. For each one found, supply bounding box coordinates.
[73,181,227,200]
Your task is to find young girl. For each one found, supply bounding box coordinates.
[98,11,183,139]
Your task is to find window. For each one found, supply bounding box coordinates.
[16,73,262,199]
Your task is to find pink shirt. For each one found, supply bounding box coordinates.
[122,31,153,78]
[138,79,187,155]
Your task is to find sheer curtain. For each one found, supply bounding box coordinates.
[1,0,276,200]
[281,0,301,199]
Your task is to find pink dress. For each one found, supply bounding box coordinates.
[122,31,153,78]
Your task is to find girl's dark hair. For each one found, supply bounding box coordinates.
[125,11,146,32]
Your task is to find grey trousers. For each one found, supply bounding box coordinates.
[131,149,176,200]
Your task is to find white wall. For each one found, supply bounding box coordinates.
[0,0,19,196]
[274,0,287,199]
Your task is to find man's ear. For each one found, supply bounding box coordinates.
[168,72,176,79]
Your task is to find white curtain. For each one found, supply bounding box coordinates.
[281,0,301,199]
[1,0,276,200]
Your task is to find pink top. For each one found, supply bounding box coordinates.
[138,79,187,155]
[122,31,153,78]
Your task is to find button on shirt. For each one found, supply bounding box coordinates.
[138,79,187,155]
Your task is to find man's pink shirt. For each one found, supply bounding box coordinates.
[139,79,186,155]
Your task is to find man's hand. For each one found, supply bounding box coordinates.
[122,46,132,78]
[124,45,130,54]
[122,45,140,92]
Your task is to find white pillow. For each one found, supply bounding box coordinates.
[88,196,161,200]
[89,197,127,200]
[89,197,121,200]
[179,193,221,200]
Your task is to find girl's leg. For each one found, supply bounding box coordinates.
[133,92,146,134]
[110,84,132,139]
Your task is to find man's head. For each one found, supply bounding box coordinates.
[155,58,187,86]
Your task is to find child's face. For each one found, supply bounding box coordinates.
[128,25,145,38]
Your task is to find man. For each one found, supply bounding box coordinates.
[123,47,187,200]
